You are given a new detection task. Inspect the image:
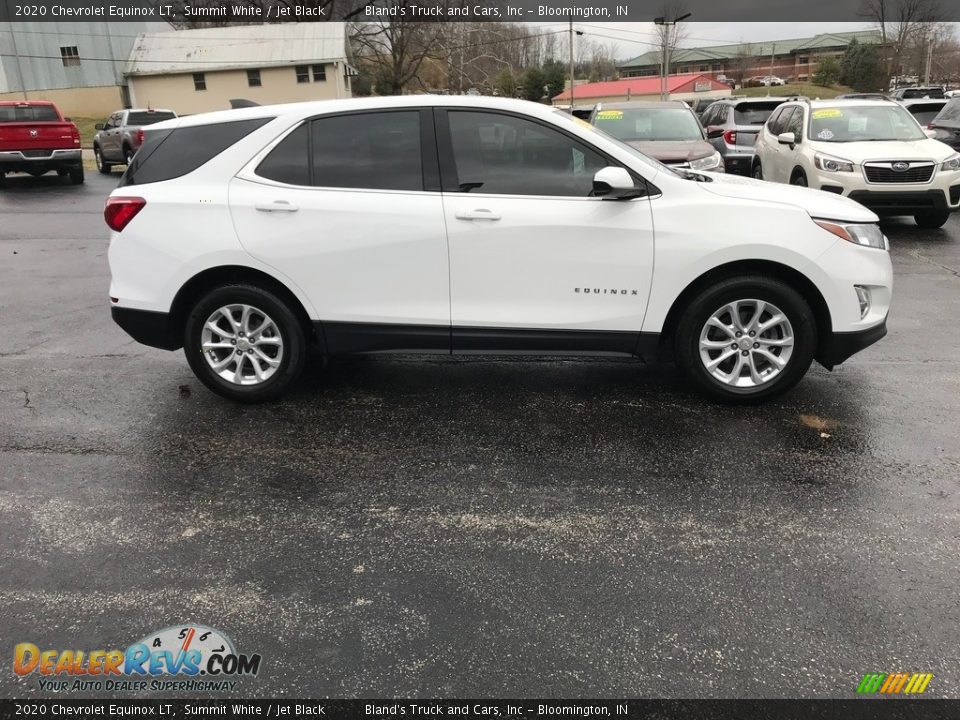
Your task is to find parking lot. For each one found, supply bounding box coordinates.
[1,170,959,698]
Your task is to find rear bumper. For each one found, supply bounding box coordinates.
[111,306,181,351]
[818,319,888,369]
[0,148,81,163]
[0,148,82,173]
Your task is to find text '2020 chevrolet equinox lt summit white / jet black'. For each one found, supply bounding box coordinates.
[107,96,892,404]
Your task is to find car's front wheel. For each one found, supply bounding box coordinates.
[751,161,763,180]
[914,211,950,229]
[184,284,308,403]
[674,276,817,403]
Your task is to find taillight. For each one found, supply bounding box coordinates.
[104,197,146,232]
[72,126,81,145]
[135,128,144,145]
[723,129,737,145]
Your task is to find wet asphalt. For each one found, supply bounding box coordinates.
[0,171,959,700]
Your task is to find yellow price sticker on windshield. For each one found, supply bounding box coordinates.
[596,110,623,120]
[812,109,843,119]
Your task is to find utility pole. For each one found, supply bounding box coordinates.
[655,13,691,101]
[924,37,933,85]
[770,43,775,83]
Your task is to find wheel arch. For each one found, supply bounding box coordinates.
[790,166,807,182]
[657,259,832,361]
[169,265,323,351]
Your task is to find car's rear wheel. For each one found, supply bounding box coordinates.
[751,161,763,180]
[674,276,816,403]
[914,211,950,229]
[124,146,134,165]
[184,284,307,403]
[69,167,84,185]
[94,146,111,174]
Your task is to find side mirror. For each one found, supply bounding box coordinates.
[593,167,640,200]
[95,123,105,130]
[706,125,724,139]
[778,132,797,146]
[924,128,937,139]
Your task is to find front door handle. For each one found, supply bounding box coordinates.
[455,208,501,221]
[255,200,299,213]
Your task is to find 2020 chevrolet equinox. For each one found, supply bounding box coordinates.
[107,96,892,403]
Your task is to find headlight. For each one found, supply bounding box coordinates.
[689,151,722,171]
[814,220,888,250]
[814,152,855,173]
[941,153,960,172]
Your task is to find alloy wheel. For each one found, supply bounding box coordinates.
[201,304,284,386]
[698,299,794,388]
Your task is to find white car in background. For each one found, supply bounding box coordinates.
[106,96,891,403]
[752,98,960,228]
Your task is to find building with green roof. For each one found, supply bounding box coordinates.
[618,30,881,85]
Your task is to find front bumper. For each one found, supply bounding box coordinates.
[111,306,181,350]
[846,188,960,215]
[818,319,888,369]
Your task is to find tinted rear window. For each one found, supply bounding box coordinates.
[734,102,782,125]
[908,103,946,126]
[900,88,944,99]
[126,111,177,126]
[120,118,272,187]
[0,105,60,122]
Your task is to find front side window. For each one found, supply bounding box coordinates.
[786,107,804,139]
[766,107,788,135]
[447,111,607,197]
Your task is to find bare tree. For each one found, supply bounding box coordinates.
[728,42,755,88]
[860,0,943,86]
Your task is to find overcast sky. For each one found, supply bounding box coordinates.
[540,22,877,60]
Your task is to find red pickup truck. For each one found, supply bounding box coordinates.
[0,100,83,188]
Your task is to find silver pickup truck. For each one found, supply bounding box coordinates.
[93,108,177,173]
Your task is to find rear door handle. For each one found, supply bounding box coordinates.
[455,208,501,221]
[255,200,299,213]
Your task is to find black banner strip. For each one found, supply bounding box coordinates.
[2,700,960,720]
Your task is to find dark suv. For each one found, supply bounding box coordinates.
[700,98,788,175]
[929,98,960,152]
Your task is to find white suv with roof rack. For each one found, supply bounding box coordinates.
[752,98,960,228]
[106,96,892,403]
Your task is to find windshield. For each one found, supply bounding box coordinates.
[127,111,177,126]
[592,107,704,142]
[0,105,59,122]
[809,105,926,142]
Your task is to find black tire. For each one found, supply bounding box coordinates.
[790,169,808,187]
[0,172,6,189]
[69,167,84,185]
[123,146,134,165]
[184,284,307,403]
[673,275,817,403]
[914,211,950,229]
[94,146,111,174]
[751,161,763,180]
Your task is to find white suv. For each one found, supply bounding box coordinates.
[752,98,960,228]
[107,96,892,403]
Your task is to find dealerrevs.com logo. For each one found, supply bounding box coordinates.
[13,625,261,693]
